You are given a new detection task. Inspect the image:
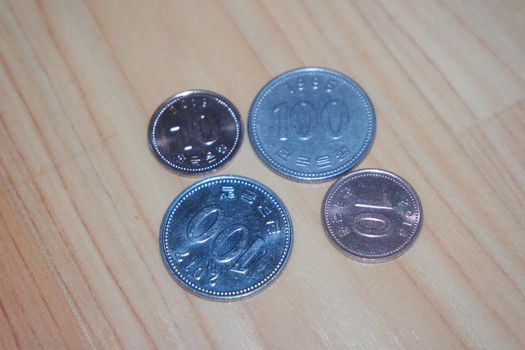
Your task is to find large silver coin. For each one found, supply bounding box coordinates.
[322,169,423,262]
[148,90,243,175]
[248,67,375,182]
[160,175,293,300]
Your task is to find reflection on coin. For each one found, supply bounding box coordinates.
[322,169,423,262]
[148,90,243,175]
[248,67,375,182]
[160,175,293,300]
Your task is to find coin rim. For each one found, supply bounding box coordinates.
[159,175,294,300]
[248,67,376,182]
[321,168,423,263]
[148,90,243,175]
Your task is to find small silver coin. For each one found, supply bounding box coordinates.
[248,67,375,182]
[148,90,243,175]
[160,175,293,300]
[322,169,423,262]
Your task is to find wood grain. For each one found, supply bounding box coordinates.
[1,0,524,348]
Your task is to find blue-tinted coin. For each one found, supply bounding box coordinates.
[248,67,376,182]
[160,175,293,300]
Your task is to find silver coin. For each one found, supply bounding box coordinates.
[160,175,293,300]
[322,169,423,262]
[148,90,243,175]
[248,67,375,182]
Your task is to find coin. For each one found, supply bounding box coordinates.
[148,90,243,175]
[160,175,293,300]
[248,67,375,182]
[322,169,423,262]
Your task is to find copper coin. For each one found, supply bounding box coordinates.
[322,168,423,262]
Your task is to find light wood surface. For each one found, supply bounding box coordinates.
[1,0,524,349]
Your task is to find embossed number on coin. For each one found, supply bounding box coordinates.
[148,90,242,175]
[248,67,375,182]
[322,169,423,262]
[160,176,293,299]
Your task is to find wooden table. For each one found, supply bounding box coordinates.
[1,1,524,348]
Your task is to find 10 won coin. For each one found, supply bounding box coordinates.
[148,90,243,175]
[322,169,423,262]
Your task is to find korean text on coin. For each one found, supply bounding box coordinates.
[148,90,243,175]
[160,175,293,299]
[322,169,423,262]
[248,67,375,182]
